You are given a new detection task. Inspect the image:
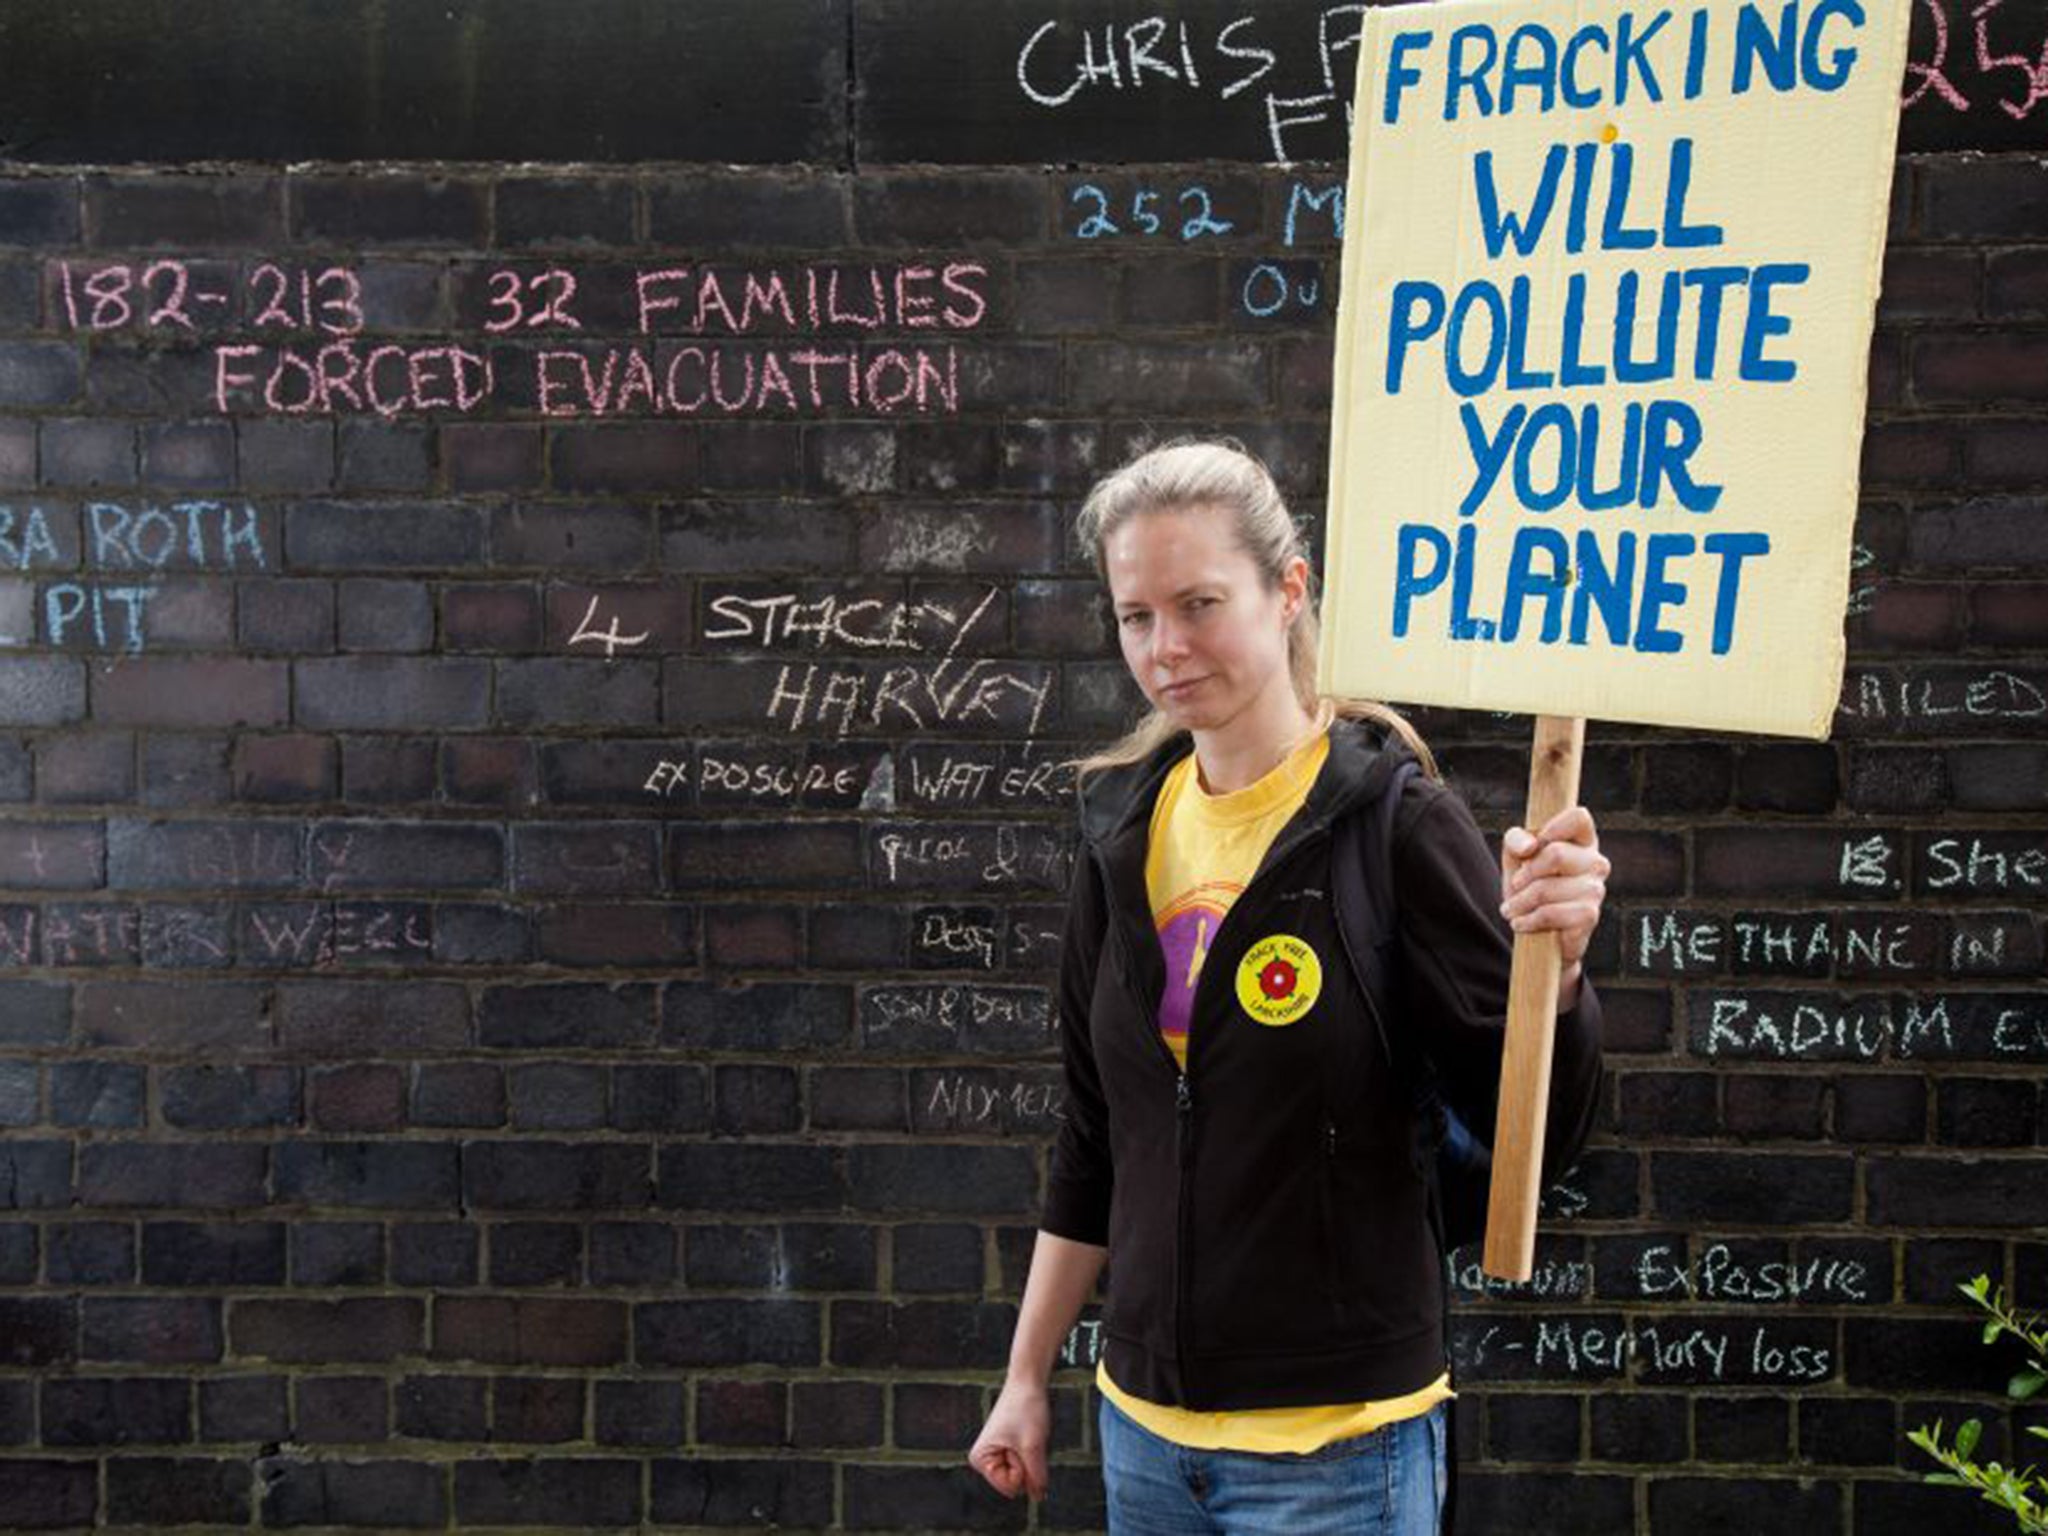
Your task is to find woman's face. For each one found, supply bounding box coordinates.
[1103,502,1306,736]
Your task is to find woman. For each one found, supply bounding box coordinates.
[967,441,1608,1534]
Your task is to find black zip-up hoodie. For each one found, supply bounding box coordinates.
[1041,717,1604,1411]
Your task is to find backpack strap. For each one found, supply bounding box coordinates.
[1333,759,1433,1159]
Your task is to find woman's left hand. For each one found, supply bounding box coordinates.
[1499,805,1609,1009]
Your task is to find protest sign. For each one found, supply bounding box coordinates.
[1324,0,1911,737]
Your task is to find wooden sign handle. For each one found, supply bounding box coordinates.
[1481,714,1587,1283]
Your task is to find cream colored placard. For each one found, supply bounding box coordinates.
[1321,0,1910,738]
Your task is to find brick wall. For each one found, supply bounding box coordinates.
[1,4,2045,1533]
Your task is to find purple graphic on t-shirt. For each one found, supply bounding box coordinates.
[1156,902,1226,1045]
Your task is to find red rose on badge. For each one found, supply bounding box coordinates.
[1258,959,1297,1000]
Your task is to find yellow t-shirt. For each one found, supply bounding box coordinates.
[1096,717,1452,1451]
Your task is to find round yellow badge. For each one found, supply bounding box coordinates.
[1234,934,1323,1027]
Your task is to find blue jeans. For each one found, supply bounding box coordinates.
[1098,1393,1447,1536]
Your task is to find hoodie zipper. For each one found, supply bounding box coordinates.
[1102,899,1197,1398]
[1094,814,1344,1406]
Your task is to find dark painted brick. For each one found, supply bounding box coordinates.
[198,1373,289,1443]
[43,1374,190,1445]
[105,1456,252,1525]
[293,175,488,244]
[138,735,233,809]
[1869,1155,2048,1227]
[234,733,337,802]
[1852,1476,2018,1534]
[650,1455,833,1528]
[595,1379,685,1446]
[309,1064,407,1133]
[1923,159,2048,240]
[1651,1152,1854,1223]
[552,424,697,493]
[143,1222,287,1287]
[497,177,634,246]
[507,1063,608,1131]
[853,172,1043,245]
[78,1142,267,1209]
[489,1222,583,1287]
[1647,1476,1838,1534]
[1835,1075,1928,1143]
[535,901,699,968]
[50,1073,146,1130]
[843,1463,1029,1531]
[141,420,235,490]
[658,1143,844,1212]
[238,420,336,494]
[161,1065,300,1129]
[296,656,491,729]
[435,1296,627,1367]
[498,659,661,728]
[493,1375,585,1443]
[292,1221,386,1286]
[443,582,542,650]
[0,178,81,244]
[41,417,136,487]
[74,979,264,1054]
[274,1140,460,1212]
[285,501,485,572]
[239,577,336,652]
[453,1458,641,1527]
[589,1221,676,1287]
[338,421,432,493]
[297,1375,389,1444]
[0,1459,97,1529]
[232,1297,423,1363]
[478,983,656,1049]
[1487,1392,1582,1462]
[463,1141,649,1211]
[32,731,134,806]
[391,1222,480,1289]
[336,577,433,652]
[649,172,847,246]
[1733,744,1840,813]
[1799,1397,1896,1466]
[261,1457,447,1528]
[492,501,652,571]
[606,1064,712,1138]
[0,657,88,725]
[86,174,280,245]
[700,901,802,974]
[44,1221,133,1284]
[847,1143,1039,1216]
[636,1298,820,1367]
[277,980,472,1055]
[442,423,544,492]
[396,1374,488,1441]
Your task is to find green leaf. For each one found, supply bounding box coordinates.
[2012,1368,2047,1401]
[1959,1419,1984,1459]
[1987,1318,2007,1345]
[1964,1275,1993,1302]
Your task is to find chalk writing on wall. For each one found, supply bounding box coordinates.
[1905,0,2048,121]
[52,260,996,420]
[1451,1313,1836,1383]
[859,983,1056,1053]
[1689,988,2048,1061]
[0,500,270,654]
[1838,666,2048,730]
[1015,1,2048,163]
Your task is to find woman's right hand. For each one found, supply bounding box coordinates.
[968,1377,1051,1502]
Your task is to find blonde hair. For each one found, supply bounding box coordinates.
[1071,438,1437,780]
